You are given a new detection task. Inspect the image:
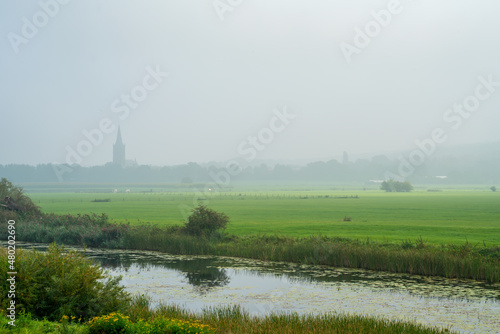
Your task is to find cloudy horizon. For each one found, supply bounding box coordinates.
[1,0,499,167]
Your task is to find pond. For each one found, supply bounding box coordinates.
[11,243,500,333]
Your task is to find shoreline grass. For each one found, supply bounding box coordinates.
[0,298,457,334]
[121,295,457,334]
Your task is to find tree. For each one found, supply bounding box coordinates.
[381,179,414,192]
[0,244,129,321]
[183,205,229,237]
[0,178,41,218]
[491,186,497,192]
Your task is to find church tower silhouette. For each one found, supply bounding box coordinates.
[113,126,126,167]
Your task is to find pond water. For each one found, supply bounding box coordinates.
[11,243,500,333]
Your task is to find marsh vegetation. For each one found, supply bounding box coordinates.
[0,245,461,334]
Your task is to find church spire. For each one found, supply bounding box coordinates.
[113,126,126,166]
[115,126,124,145]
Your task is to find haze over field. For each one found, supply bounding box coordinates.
[1,0,500,167]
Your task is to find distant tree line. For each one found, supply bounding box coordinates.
[1,152,499,185]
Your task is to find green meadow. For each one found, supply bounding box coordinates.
[29,189,500,245]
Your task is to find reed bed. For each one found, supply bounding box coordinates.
[123,295,456,334]
[122,228,500,283]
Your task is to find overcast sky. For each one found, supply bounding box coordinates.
[1,0,499,167]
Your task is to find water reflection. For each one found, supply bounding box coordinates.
[8,242,500,301]
[180,260,230,293]
[96,251,500,300]
[92,253,230,293]
[91,250,500,301]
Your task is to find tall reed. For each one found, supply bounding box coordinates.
[121,230,499,283]
[123,297,456,334]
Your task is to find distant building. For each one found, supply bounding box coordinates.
[112,127,138,168]
[342,151,349,164]
[113,127,126,167]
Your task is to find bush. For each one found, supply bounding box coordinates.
[381,179,414,192]
[0,244,130,321]
[182,205,229,237]
[0,178,41,219]
[0,179,127,249]
[7,213,128,248]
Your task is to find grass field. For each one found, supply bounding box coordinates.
[28,189,500,246]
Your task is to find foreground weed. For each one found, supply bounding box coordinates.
[87,312,214,334]
[0,311,86,334]
[87,312,130,334]
[128,303,455,334]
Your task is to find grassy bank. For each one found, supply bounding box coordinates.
[120,295,456,334]
[0,304,457,334]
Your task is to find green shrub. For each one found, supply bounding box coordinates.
[0,244,130,322]
[0,312,64,333]
[8,213,128,248]
[381,179,414,192]
[182,205,229,237]
[0,178,41,220]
